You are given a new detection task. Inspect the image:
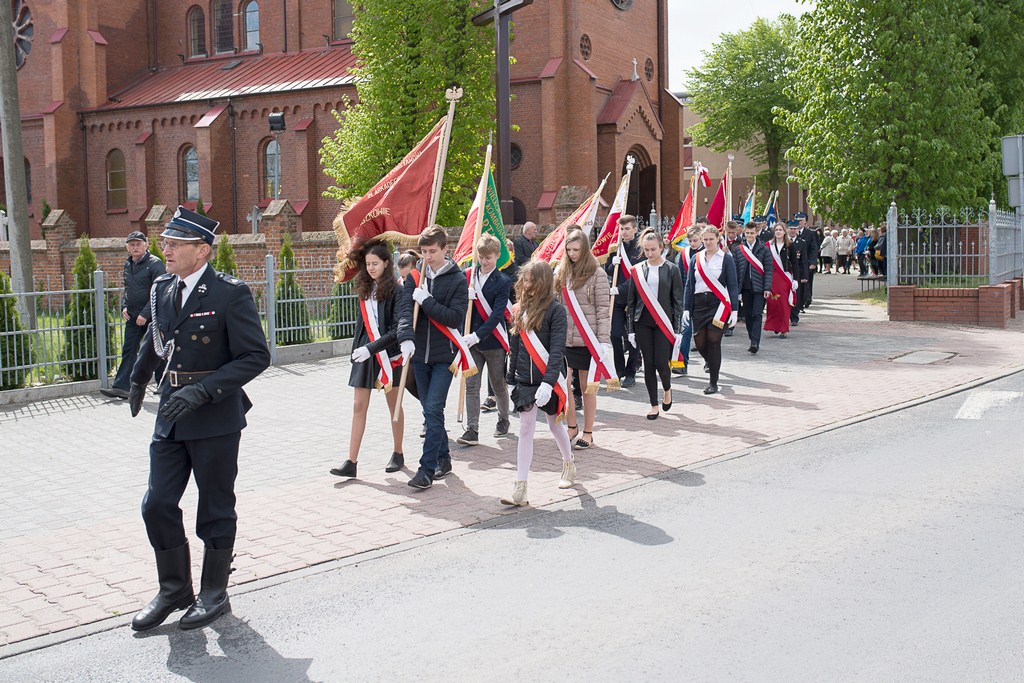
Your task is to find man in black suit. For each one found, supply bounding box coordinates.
[736,222,774,353]
[787,223,811,326]
[797,218,820,309]
[606,215,642,387]
[127,206,270,632]
[513,221,539,266]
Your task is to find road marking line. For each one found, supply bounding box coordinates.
[954,390,1023,420]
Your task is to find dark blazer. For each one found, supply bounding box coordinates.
[352,287,402,359]
[604,237,643,309]
[766,240,799,280]
[791,236,812,281]
[799,227,821,263]
[735,239,774,293]
[683,251,741,314]
[513,235,538,266]
[132,266,271,440]
[121,251,165,320]
[467,267,512,352]
[397,258,469,365]
[506,301,567,388]
[624,260,685,334]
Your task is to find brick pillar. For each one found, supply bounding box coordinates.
[1012,277,1024,312]
[144,205,172,239]
[978,284,1010,328]
[40,209,77,286]
[887,285,915,322]
[261,199,299,259]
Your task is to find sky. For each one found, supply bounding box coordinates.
[667,0,811,92]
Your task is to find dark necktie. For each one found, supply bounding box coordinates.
[175,280,186,314]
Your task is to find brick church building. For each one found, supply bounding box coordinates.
[4,0,687,240]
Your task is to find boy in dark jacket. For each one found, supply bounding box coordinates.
[736,222,774,353]
[397,226,469,489]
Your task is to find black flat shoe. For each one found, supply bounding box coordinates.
[703,384,718,395]
[662,392,672,411]
[646,409,659,420]
[384,452,404,473]
[329,460,357,478]
[748,345,758,354]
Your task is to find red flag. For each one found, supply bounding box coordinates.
[667,179,695,251]
[533,176,610,263]
[592,165,634,265]
[705,170,727,229]
[333,118,446,282]
[694,161,711,188]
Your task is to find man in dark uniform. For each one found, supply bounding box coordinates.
[102,231,166,399]
[787,222,811,327]
[736,221,774,353]
[127,206,270,632]
[797,216,820,309]
[606,215,642,387]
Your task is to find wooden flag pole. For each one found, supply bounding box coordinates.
[393,88,463,422]
[457,140,493,423]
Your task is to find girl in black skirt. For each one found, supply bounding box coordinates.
[683,226,740,395]
[330,243,406,477]
[501,261,576,506]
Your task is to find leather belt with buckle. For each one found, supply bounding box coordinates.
[169,370,215,387]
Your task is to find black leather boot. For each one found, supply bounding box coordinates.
[384,451,404,473]
[178,547,233,630]
[131,542,194,632]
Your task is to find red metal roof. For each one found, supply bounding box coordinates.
[99,47,358,111]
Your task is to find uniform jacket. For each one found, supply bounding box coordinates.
[791,236,812,281]
[506,301,567,388]
[467,267,512,352]
[735,239,775,293]
[397,258,468,365]
[604,236,643,310]
[624,260,685,334]
[683,251,741,314]
[352,287,402,359]
[121,251,165,320]
[767,240,799,279]
[132,266,271,440]
[799,227,821,263]
[557,268,611,348]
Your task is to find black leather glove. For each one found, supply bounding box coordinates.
[129,383,146,417]
[159,383,211,423]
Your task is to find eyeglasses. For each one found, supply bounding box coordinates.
[160,241,200,252]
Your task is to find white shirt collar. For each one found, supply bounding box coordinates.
[177,263,208,305]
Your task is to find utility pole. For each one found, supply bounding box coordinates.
[0,0,34,326]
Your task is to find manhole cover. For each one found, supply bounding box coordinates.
[892,351,957,365]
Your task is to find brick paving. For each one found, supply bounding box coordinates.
[1,280,1022,648]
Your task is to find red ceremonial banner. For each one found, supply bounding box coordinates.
[592,167,633,265]
[532,179,608,264]
[705,170,727,229]
[333,118,446,282]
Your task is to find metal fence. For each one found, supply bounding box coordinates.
[887,201,1024,289]
[0,255,358,390]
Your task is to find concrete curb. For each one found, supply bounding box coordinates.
[4,363,1020,661]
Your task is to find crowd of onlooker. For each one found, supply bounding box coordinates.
[814,225,887,278]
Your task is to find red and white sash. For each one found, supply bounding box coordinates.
[359,297,402,391]
[769,241,798,305]
[410,269,478,377]
[680,246,693,273]
[616,243,635,281]
[465,268,510,352]
[562,284,619,393]
[739,243,764,276]
[504,300,514,322]
[631,264,686,369]
[694,253,733,329]
[521,327,569,420]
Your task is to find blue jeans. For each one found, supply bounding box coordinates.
[413,360,454,476]
[680,320,693,367]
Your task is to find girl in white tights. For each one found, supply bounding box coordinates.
[501,261,576,506]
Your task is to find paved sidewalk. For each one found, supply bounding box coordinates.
[1,288,1022,648]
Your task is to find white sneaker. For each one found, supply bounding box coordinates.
[500,480,528,506]
[558,458,576,489]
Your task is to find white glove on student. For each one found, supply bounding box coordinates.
[728,311,738,328]
[534,382,553,407]
[400,340,415,361]
[674,333,683,347]
[612,255,621,266]
[682,310,691,326]
[462,333,479,348]
[351,346,371,363]
[628,333,636,348]
[467,286,477,300]
[412,287,431,305]
[609,286,619,296]
[601,343,613,363]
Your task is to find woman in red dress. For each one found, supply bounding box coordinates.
[764,224,797,338]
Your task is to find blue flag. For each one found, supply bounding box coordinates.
[764,191,778,229]
[739,190,755,224]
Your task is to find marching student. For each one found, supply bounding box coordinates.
[330,243,406,478]
[683,226,740,395]
[397,226,470,489]
[458,234,512,444]
[554,227,613,450]
[765,224,798,339]
[625,229,684,419]
[501,260,575,506]
[606,215,642,388]
[735,221,774,354]
[397,250,419,285]
[670,224,704,375]
[787,223,811,327]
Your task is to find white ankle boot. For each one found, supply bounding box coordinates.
[558,458,576,489]
[500,480,528,506]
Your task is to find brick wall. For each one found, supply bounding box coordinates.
[887,284,1016,328]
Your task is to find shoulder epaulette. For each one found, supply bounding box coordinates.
[154,273,174,283]
[217,272,244,286]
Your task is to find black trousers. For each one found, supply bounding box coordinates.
[112,321,147,390]
[141,431,241,551]
[740,290,765,347]
[634,319,672,406]
[611,306,637,379]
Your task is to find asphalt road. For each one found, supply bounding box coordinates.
[3,371,1022,682]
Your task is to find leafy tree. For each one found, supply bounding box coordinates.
[63,237,116,381]
[195,195,207,216]
[686,15,802,191]
[275,235,312,345]
[781,0,1000,225]
[214,235,238,276]
[0,271,33,390]
[319,0,495,226]
[148,234,166,263]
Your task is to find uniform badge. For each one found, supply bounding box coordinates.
[198,283,207,294]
